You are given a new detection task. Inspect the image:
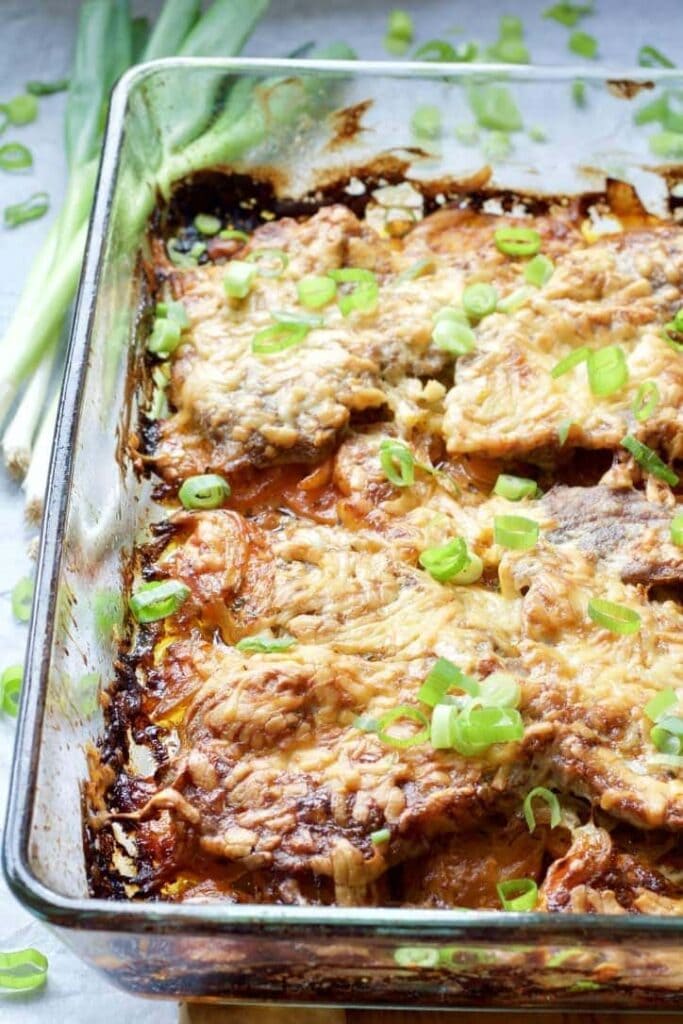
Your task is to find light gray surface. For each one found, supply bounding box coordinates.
[0,1,682,1021]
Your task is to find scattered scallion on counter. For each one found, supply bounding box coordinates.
[0,665,23,717]
[179,473,231,510]
[632,380,660,422]
[571,80,587,107]
[3,191,49,228]
[568,30,598,59]
[587,597,641,636]
[411,103,442,140]
[26,78,69,96]
[523,787,561,832]
[468,84,522,133]
[497,878,538,912]
[3,93,39,125]
[0,947,48,991]
[236,634,296,653]
[482,131,513,162]
[493,474,539,501]
[621,435,679,486]
[638,45,675,68]
[543,2,593,27]
[454,123,479,146]
[129,579,190,624]
[671,514,683,547]
[494,515,539,551]
[487,14,530,64]
[11,576,34,622]
[413,40,459,62]
[384,9,414,56]
[649,132,683,158]
[0,142,33,171]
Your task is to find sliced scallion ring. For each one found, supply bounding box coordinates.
[297,275,337,309]
[148,318,181,356]
[379,439,415,488]
[0,665,22,717]
[219,228,249,243]
[432,318,476,356]
[252,322,308,355]
[462,282,498,321]
[223,260,257,299]
[370,827,391,845]
[411,104,442,140]
[493,474,539,501]
[671,513,683,546]
[645,688,677,722]
[193,213,221,236]
[479,672,520,708]
[0,947,48,990]
[587,597,641,636]
[178,474,231,510]
[523,787,561,832]
[413,39,458,62]
[418,657,479,708]
[621,435,679,487]
[129,580,190,624]
[494,226,541,257]
[376,705,430,749]
[236,634,296,653]
[458,704,524,746]
[430,703,459,749]
[246,247,289,278]
[651,725,682,755]
[587,345,628,396]
[0,142,33,171]
[524,253,554,287]
[569,30,598,59]
[550,346,590,379]
[494,514,539,550]
[11,577,33,622]
[328,268,379,316]
[419,537,469,582]
[638,44,675,68]
[632,380,660,422]
[4,93,38,125]
[3,191,48,228]
[497,878,538,912]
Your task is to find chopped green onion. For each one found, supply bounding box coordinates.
[462,282,498,321]
[482,131,513,162]
[297,275,337,309]
[272,309,325,328]
[497,878,538,911]
[129,579,190,624]
[0,142,33,171]
[632,380,660,422]
[544,2,593,27]
[394,946,440,968]
[468,84,522,132]
[376,705,430,749]
[411,104,442,140]
[479,672,521,708]
[651,724,682,755]
[11,577,33,622]
[638,45,674,68]
[246,248,289,278]
[662,320,683,351]
[148,317,181,357]
[396,258,435,283]
[494,226,541,257]
[419,537,469,582]
[587,597,641,636]
[497,286,533,314]
[385,9,413,50]
[354,714,378,733]
[0,947,48,990]
[572,80,587,107]
[193,213,221,236]
[179,474,231,510]
[587,345,628,397]
[430,703,459,749]
[569,31,598,59]
[370,827,391,845]
[557,419,574,446]
[26,78,69,96]
[523,787,561,831]
[219,228,249,243]
[434,307,469,325]
[524,254,554,287]
[328,268,379,316]
[493,474,538,501]
[494,515,539,550]
[528,125,547,143]
[379,439,415,488]
[657,715,683,737]
[644,688,677,722]
[236,634,296,653]
[167,238,205,267]
[450,549,483,584]
[458,704,524,746]
[488,38,530,64]
[159,300,189,329]
[432,318,476,356]
[223,260,257,300]
[649,132,683,158]
[3,191,49,228]
[252,322,308,355]
[385,34,410,56]
[621,435,679,486]
[455,123,479,146]
[414,39,477,63]
[4,94,39,125]
[418,657,479,707]
[0,665,22,717]
[671,513,683,546]
[551,345,589,379]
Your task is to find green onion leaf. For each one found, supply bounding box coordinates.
[376,705,430,749]
[413,40,458,62]
[497,877,538,911]
[569,30,598,59]
[0,665,22,717]
[430,703,459,749]
[148,318,182,357]
[370,827,391,845]
[523,787,561,832]
[223,260,257,300]
[246,248,289,278]
[0,142,33,171]
[644,688,677,722]
[458,704,525,746]
[587,345,628,396]
[551,345,590,379]
[3,191,49,228]
[179,474,231,510]
[11,577,33,623]
[524,254,554,287]
[638,45,674,68]
[621,434,679,486]
[462,282,498,321]
[129,580,190,624]
[3,94,39,125]
[671,513,683,546]
[418,658,479,708]
[236,634,296,653]
[543,2,593,27]
[297,275,337,309]
[193,213,222,236]
[432,318,476,356]
[479,672,521,708]
[0,948,48,990]
[219,228,249,243]
[651,724,682,755]
[468,85,523,132]
[328,268,379,316]
[587,597,641,636]
[493,474,539,501]
[379,439,415,488]
[419,537,470,582]
[411,104,442,140]
[26,78,69,96]
[494,515,539,550]
[494,226,541,257]
[632,380,660,422]
[252,322,308,355]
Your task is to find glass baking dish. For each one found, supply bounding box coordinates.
[4,57,683,1011]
